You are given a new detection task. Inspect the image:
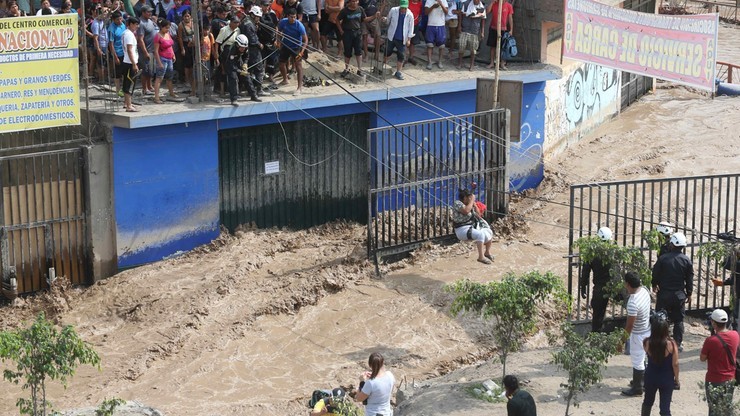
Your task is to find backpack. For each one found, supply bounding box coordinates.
[501,32,517,60]
[307,389,332,408]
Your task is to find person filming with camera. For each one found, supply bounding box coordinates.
[700,309,739,416]
[452,187,493,265]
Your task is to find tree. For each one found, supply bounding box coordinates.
[574,236,651,300]
[446,271,570,379]
[551,323,624,416]
[0,312,101,416]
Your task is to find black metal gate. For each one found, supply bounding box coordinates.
[367,109,509,258]
[569,173,740,322]
[0,148,89,294]
[219,114,370,231]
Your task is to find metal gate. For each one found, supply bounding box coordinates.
[219,114,370,231]
[0,148,89,294]
[620,0,656,109]
[568,174,740,322]
[367,109,509,258]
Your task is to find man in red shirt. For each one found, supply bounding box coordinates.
[406,0,423,64]
[700,309,739,416]
[485,0,512,70]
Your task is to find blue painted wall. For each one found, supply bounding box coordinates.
[113,120,220,268]
[510,82,546,191]
[111,86,545,267]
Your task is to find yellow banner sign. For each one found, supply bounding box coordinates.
[0,15,80,133]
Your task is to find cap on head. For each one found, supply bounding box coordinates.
[597,227,612,241]
[250,4,262,15]
[669,232,687,247]
[711,309,728,323]
[331,388,345,399]
[656,221,674,236]
[399,0,408,6]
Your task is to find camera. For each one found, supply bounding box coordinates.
[705,311,716,335]
[325,405,336,413]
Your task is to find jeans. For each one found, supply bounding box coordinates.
[643,381,673,415]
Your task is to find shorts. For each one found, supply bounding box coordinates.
[156,57,175,79]
[200,60,212,81]
[384,38,405,61]
[425,25,446,47]
[183,46,194,68]
[458,31,479,52]
[445,18,458,29]
[343,31,362,58]
[121,62,136,94]
[140,55,155,77]
[411,24,423,45]
[305,13,319,25]
[321,20,340,39]
[114,55,125,78]
[278,46,308,63]
[486,29,509,47]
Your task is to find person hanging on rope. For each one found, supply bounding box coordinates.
[452,188,493,265]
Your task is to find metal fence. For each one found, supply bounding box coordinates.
[569,173,740,322]
[367,109,509,258]
[0,148,89,294]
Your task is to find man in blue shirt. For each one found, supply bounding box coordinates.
[107,10,127,95]
[277,8,309,95]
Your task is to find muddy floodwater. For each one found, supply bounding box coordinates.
[1,23,739,416]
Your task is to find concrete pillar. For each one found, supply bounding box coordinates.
[83,143,118,282]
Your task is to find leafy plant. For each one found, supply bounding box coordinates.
[551,323,624,416]
[0,312,101,416]
[330,398,362,416]
[446,271,571,378]
[698,241,731,263]
[96,398,126,416]
[574,236,651,300]
[699,381,740,416]
[641,229,664,252]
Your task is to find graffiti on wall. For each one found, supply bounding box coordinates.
[509,121,543,192]
[564,64,619,128]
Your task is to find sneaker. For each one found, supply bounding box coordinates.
[257,90,272,97]
[340,68,350,78]
[250,95,262,102]
[426,63,433,70]
[357,69,363,76]
[230,99,239,107]
[408,57,418,65]
[437,61,444,69]
[394,71,404,80]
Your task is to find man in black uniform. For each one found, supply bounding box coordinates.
[225,34,261,105]
[240,5,269,96]
[258,0,280,85]
[652,231,694,351]
[580,226,613,333]
[712,247,740,329]
[504,374,537,416]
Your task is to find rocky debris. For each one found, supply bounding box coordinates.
[60,401,163,416]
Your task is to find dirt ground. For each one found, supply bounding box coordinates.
[1,23,740,416]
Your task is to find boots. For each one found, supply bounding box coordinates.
[621,368,644,396]
[641,403,651,416]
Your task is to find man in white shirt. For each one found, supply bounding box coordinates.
[122,17,141,112]
[423,0,447,70]
[622,271,652,397]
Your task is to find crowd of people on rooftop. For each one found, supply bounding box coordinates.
[0,0,517,111]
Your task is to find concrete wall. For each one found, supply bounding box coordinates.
[544,62,621,159]
[84,143,118,280]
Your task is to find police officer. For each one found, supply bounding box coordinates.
[225,34,261,105]
[655,222,674,258]
[711,247,740,329]
[652,232,694,352]
[580,226,614,333]
[240,6,269,97]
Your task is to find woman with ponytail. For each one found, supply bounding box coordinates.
[355,352,395,416]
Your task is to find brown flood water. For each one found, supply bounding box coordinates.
[1,23,740,416]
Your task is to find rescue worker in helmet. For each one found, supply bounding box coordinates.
[711,246,740,329]
[655,222,674,258]
[652,232,694,352]
[225,34,262,106]
[579,226,614,333]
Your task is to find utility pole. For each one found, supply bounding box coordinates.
[192,0,204,101]
[492,0,504,108]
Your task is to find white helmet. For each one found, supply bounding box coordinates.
[235,34,249,48]
[670,232,687,247]
[250,5,263,16]
[597,227,612,241]
[656,221,674,236]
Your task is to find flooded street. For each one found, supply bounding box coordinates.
[1,22,739,416]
